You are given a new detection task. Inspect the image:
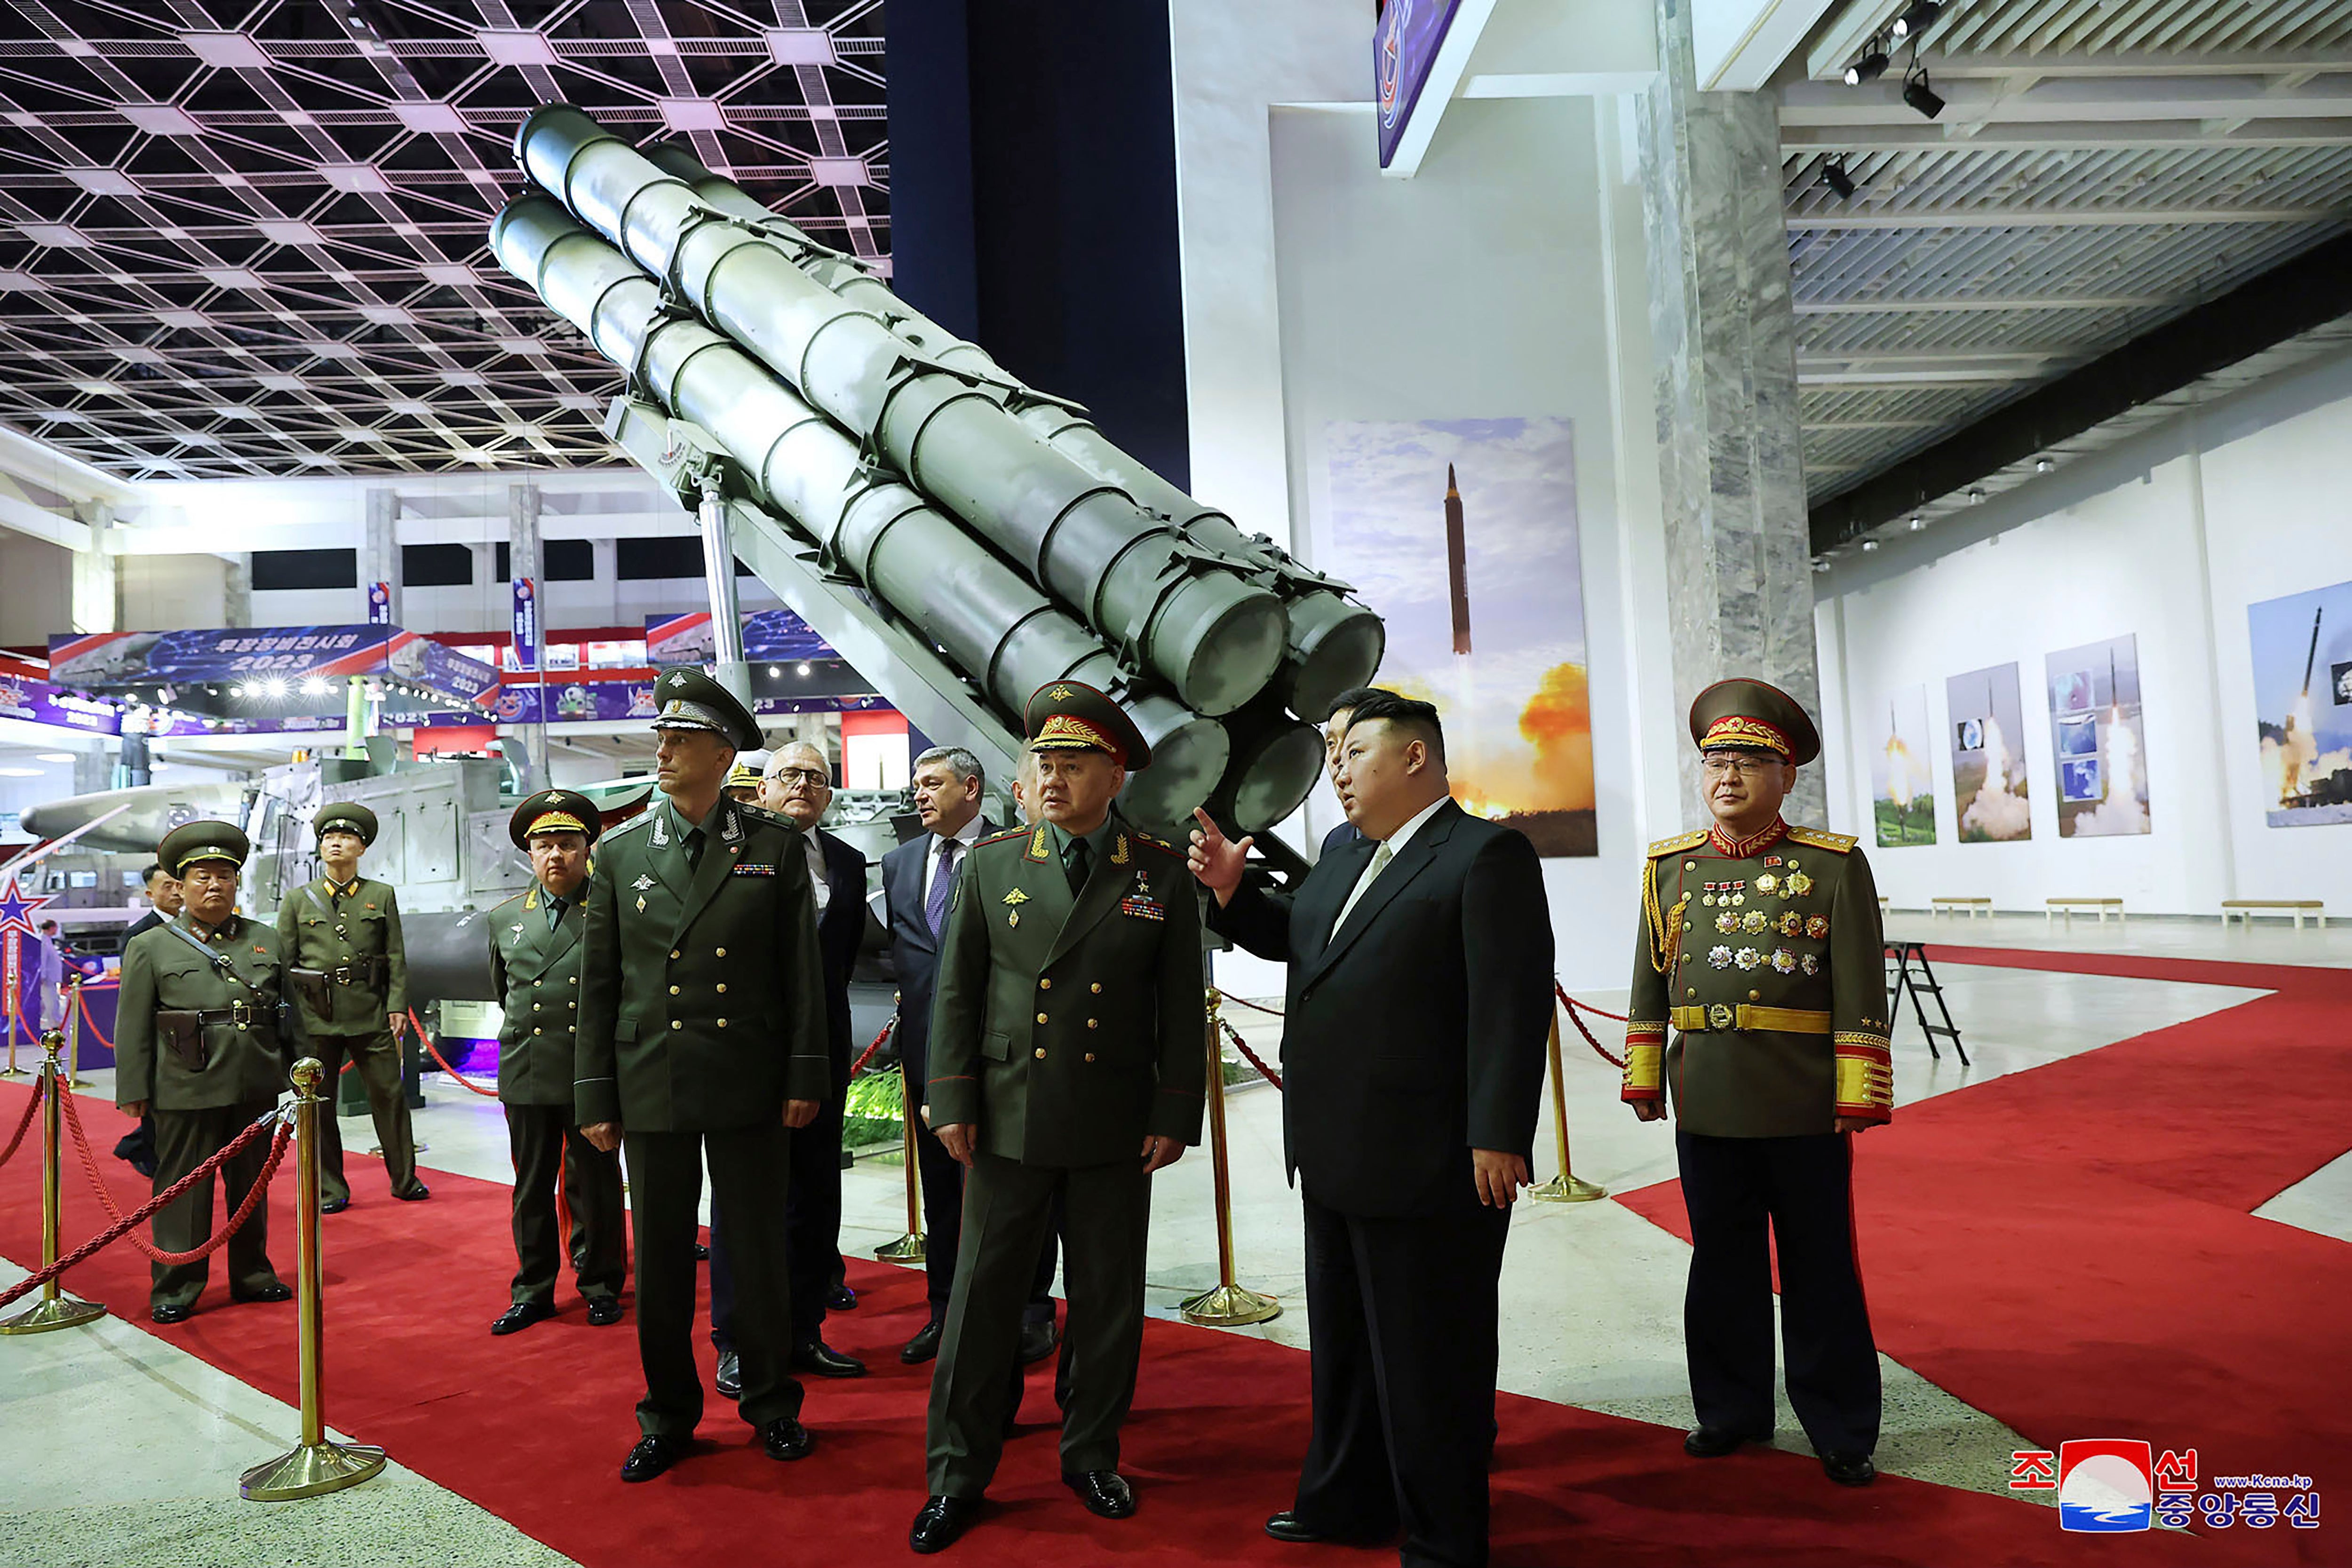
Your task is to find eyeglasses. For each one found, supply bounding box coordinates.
[1700,756,1780,779]
[770,766,830,788]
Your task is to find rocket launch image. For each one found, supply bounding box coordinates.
[1445,462,1471,656]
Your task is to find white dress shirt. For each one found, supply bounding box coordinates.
[1335,793,1450,931]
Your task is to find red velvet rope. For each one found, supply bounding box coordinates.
[1219,993,1284,1018]
[850,1013,899,1077]
[0,1075,41,1170]
[72,986,113,1052]
[1220,1019,1283,1092]
[413,1010,501,1098]
[1554,981,1628,1070]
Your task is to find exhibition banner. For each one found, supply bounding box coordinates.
[1869,685,1938,847]
[1375,0,1466,168]
[367,581,393,625]
[2045,633,2151,837]
[1948,661,2033,843]
[46,626,500,708]
[0,672,124,735]
[512,577,540,672]
[2248,579,2352,828]
[644,609,835,667]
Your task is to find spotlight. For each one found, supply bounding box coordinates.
[1890,0,1942,40]
[229,684,246,697]
[1821,159,1857,199]
[302,677,329,695]
[1908,515,1926,531]
[1860,539,1881,552]
[264,678,287,697]
[1843,41,1889,86]
[1811,559,1832,574]
[795,661,811,677]
[1903,66,1945,120]
[767,665,781,677]
[2035,457,2055,474]
[1968,487,1986,504]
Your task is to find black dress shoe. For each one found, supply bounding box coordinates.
[1264,1512,1324,1544]
[150,1302,193,1325]
[900,1320,943,1364]
[233,1282,294,1304]
[1064,1470,1136,1520]
[319,1196,350,1214]
[585,1297,624,1327]
[393,1183,430,1201]
[761,1417,814,1461]
[827,1283,857,1311]
[1017,1318,1058,1366]
[1685,1424,1769,1458]
[692,1242,709,1261]
[492,1300,557,1336]
[1822,1450,1877,1487]
[909,1496,981,1554]
[715,1348,742,1400]
[620,1434,686,1483]
[791,1340,867,1379]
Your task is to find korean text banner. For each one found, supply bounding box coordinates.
[48,627,498,708]
[644,609,837,666]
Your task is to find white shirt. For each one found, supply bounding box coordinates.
[803,828,831,915]
[923,813,992,904]
[1335,794,1450,931]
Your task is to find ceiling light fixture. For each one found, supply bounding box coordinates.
[1821,158,1858,199]
[2035,457,2056,474]
[1909,515,1927,531]
[1968,487,1986,503]
[1890,0,1943,40]
[1843,38,1889,86]
[1860,539,1881,552]
[1902,65,1945,120]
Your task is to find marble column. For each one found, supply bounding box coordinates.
[1636,0,1823,822]
[71,504,118,635]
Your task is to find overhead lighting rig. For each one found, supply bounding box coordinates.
[1890,0,1942,41]
[1820,158,1858,199]
[1843,37,1889,87]
[1903,64,1945,120]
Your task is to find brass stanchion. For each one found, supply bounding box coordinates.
[239,1059,386,1501]
[874,1046,925,1263]
[1179,989,1280,1327]
[61,979,92,1090]
[0,1030,107,1334]
[2,992,25,1077]
[1527,1010,1607,1202]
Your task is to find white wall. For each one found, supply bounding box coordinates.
[1816,345,2352,914]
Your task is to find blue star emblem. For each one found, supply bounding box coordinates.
[0,877,51,932]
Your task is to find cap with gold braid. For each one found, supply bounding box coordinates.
[313,802,379,846]
[509,788,604,850]
[723,760,764,795]
[649,666,763,752]
[159,820,250,879]
[1688,677,1821,768]
[1024,680,1152,769]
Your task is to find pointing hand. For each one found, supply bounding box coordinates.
[1186,807,1253,907]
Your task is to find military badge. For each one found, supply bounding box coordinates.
[1003,889,1030,905]
[635,895,648,913]
[1805,914,1830,939]
[1120,894,1165,922]
[1778,910,1804,936]
[1801,953,1821,977]
[632,875,655,891]
[1755,872,1778,895]
[1771,948,1798,974]
[1708,945,1733,969]
[511,922,526,937]
[1110,834,1131,867]
[1788,871,1814,896]
[1740,910,1769,935]
[1716,911,1739,934]
[1708,1003,1735,1030]
[1734,947,1764,971]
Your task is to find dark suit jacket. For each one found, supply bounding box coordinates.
[124,909,167,944]
[809,826,867,1079]
[1214,799,1554,1218]
[1319,819,1364,857]
[881,818,996,1094]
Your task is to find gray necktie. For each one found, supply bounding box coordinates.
[1335,838,1394,930]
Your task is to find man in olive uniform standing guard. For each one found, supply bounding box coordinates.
[488,789,627,1336]
[1621,678,1892,1488]
[910,681,1206,1554]
[577,666,831,1483]
[278,802,424,1210]
[114,822,294,1324]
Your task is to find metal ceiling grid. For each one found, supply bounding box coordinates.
[1785,0,2352,519]
[0,0,887,483]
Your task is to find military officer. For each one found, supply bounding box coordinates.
[277,802,423,1210]
[487,789,628,1336]
[1621,678,1892,1488]
[723,757,765,805]
[114,822,294,1324]
[910,681,1206,1555]
[576,665,831,1483]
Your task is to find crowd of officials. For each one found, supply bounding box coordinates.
[104,669,1891,1567]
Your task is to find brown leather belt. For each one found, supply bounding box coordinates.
[1671,1004,1833,1035]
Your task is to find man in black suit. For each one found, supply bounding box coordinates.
[882,745,1061,1370]
[112,862,181,1178]
[1190,691,1553,1568]
[708,740,871,1391]
[1316,688,1387,857]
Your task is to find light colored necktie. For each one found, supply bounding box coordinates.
[1335,838,1394,930]
[806,834,831,914]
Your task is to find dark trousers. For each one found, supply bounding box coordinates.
[914,1113,1059,1327]
[310,1028,421,1202]
[1294,1187,1509,1568]
[710,1065,848,1350]
[927,1152,1148,1496]
[150,1098,283,1311]
[623,1124,803,1438]
[505,1103,627,1306]
[1676,1129,1881,1456]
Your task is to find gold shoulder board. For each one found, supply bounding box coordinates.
[1648,829,1708,857]
[1785,826,1857,854]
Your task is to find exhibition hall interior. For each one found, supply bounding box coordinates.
[0,0,2346,1563]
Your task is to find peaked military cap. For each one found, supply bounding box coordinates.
[1024,679,1151,769]
[649,665,763,751]
[509,788,604,850]
[723,759,765,795]
[314,801,379,845]
[159,820,250,879]
[1689,677,1822,768]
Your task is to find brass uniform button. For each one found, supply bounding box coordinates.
[716,983,727,994]
[669,985,680,995]
[1085,1052,1097,1063]
[1685,861,1697,871]
[1036,1011,1049,1024]
[1683,921,1692,932]
[670,1019,681,1029]
[715,947,727,957]
[669,949,681,960]
[1033,1047,1047,1059]
[1748,990,1761,1002]
[1090,983,1102,994]
[1039,979,1052,991]
[1087,1019,1099,1029]
[717,1018,729,1028]
[1686,987,1697,998]
[533,979,543,988]
[533,1027,542,1035]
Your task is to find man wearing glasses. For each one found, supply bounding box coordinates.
[1620,678,1892,1490]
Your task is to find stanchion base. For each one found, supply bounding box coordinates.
[0,1294,107,1335]
[239,1441,388,1501]
[1526,1174,1609,1203]
[63,1076,94,1090]
[0,1067,28,1078]
[873,1234,926,1264]
[1179,1283,1282,1328]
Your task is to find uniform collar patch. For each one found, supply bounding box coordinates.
[1708,818,1789,859]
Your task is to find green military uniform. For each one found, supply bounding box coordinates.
[114,822,290,1318]
[276,802,422,1206]
[489,790,627,1317]
[923,682,1207,1503]
[576,667,829,1445]
[1621,678,1890,1473]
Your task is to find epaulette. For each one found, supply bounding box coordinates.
[490,890,530,917]
[1648,829,1708,857]
[975,827,1031,848]
[1785,826,1856,854]
[737,802,791,828]
[604,810,656,838]
[1130,829,1178,855]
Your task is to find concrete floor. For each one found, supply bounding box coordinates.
[2,922,2336,1565]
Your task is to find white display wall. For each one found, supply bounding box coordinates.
[1816,347,2352,915]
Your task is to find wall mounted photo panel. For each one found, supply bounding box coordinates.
[2248,578,2352,828]
[1868,684,1937,847]
[1319,417,1595,855]
[2045,633,2151,837]
[1947,661,2032,843]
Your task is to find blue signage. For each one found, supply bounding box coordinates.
[512,577,540,673]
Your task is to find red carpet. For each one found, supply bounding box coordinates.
[0,1084,2232,1568]
[1619,946,2352,1567]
